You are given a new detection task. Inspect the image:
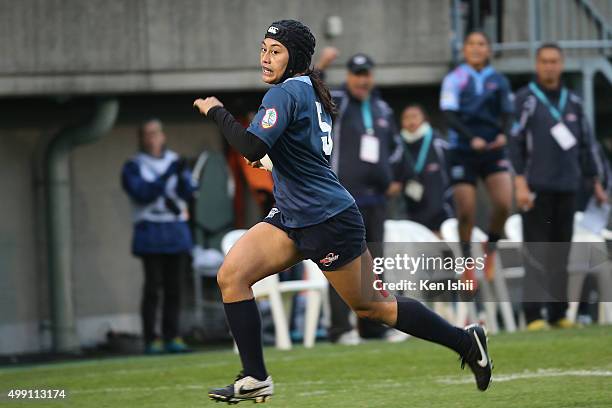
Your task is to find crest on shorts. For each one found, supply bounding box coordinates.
[266,207,280,219]
[451,165,465,180]
[319,253,340,267]
[261,108,278,129]
[497,159,510,169]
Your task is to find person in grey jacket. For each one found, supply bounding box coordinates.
[510,43,607,330]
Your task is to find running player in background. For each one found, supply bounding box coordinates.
[440,31,514,289]
[194,20,493,404]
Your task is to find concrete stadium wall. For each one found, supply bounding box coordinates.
[0,96,223,354]
[0,0,452,95]
[0,126,46,354]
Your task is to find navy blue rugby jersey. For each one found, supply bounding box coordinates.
[440,64,514,150]
[247,76,355,228]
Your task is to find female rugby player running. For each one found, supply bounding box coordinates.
[194,20,492,404]
[441,31,514,288]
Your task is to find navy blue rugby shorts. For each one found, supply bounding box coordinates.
[448,147,511,186]
[263,203,367,272]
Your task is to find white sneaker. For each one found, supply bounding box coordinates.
[384,329,410,343]
[335,329,362,345]
[208,372,273,404]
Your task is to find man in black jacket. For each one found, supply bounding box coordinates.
[510,43,608,330]
[317,49,406,343]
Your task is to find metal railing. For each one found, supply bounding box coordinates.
[451,0,612,62]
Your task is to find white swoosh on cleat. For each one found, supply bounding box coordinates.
[473,331,488,368]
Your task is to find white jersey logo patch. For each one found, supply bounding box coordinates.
[261,108,278,129]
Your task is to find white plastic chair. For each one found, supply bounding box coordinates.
[602,228,612,324]
[503,213,612,325]
[191,245,225,325]
[503,213,522,241]
[440,218,517,333]
[567,213,612,324]
[221,230,327,350]
[499,214,527,328]
[384,220,457,322]
[440,218,489,243]
[500,214,526,280]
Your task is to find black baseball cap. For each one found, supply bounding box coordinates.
[347,53,375,73]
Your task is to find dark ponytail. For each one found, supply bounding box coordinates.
[307,68,336,116]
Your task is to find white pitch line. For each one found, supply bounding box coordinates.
[69,378,407,396]
[66,367,612,396]
[437,368,612,385]
[71,384,207,395]
[297,390,328,397]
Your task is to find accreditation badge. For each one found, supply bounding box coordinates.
[405,180,424,202]
[359,134,380,164]
[550,122,576,151]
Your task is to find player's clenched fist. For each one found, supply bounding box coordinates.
[193,97,224,115]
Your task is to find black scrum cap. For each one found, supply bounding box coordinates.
[265,20,316,83]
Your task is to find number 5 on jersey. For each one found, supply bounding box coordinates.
[316,101,333,155]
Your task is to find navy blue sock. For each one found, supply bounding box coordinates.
[394,296,472,357]
[460,241,472,258]
[224,299,268,380]
[487,232,501,252]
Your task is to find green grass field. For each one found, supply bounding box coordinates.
[1,326,611,408]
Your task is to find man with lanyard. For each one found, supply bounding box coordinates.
[510,43,607,330]
[400,104,452,234]
[316,49,406,344]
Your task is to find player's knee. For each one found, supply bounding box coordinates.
[217,262,240,293]
[354,308,374,321]
[217,260,255,294]
[457,210,474,225]
[353,302,386,322]
[494,200,511,217]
